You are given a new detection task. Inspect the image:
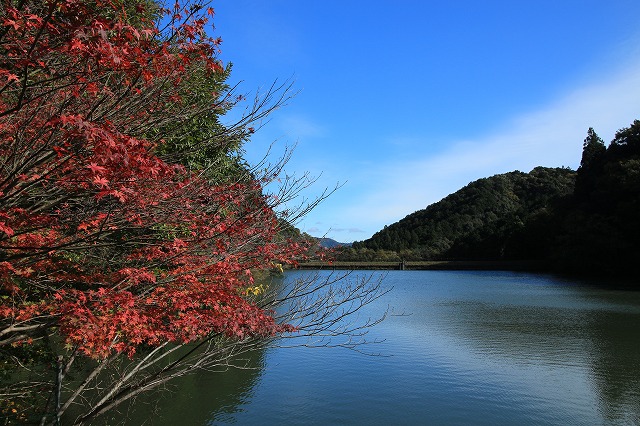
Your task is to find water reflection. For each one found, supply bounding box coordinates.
[95,348,266,425]
[93,270,640,425]
[589,310,640,424]
[384,271,640,424]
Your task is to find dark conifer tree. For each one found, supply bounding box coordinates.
[575,127,606,200]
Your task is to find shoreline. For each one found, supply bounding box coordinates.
[293,261,638,289]
[295,260,548,271]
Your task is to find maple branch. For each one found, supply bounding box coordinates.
[0,3,385,424]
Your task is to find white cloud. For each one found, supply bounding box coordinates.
[338,59,640,236]
[277,114,326,139]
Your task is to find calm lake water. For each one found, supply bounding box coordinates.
[117,270,640,425]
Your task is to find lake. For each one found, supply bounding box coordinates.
[115,270,640,425]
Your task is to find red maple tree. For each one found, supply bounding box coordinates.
[0,0,308,360]
[0,2,383,424]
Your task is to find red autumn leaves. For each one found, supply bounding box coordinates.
[0,1,306,358]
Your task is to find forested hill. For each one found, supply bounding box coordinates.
[346,119,640,279]
[351,167,576,260]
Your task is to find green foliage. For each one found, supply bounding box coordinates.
[335,247,401,262]
[580,127,607,169]
[551,120,640,278]
[348,119,640,281]
[575,127,606,199]
[351,167,576,261]
[150,63,252,183]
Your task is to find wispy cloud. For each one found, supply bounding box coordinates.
[277,114,326,140]
[337,60,640,235]
[302,224,364,237]
[330,227,365,234]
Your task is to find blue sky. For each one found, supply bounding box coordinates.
[212,1,640,242]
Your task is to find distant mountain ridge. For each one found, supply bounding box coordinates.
[317,238,352,248]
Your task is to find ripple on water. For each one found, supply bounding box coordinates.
[118,270,640,426]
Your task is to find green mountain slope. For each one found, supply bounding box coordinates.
[550,121,640,277]
[346,119,640,280]
[352,167,576,260]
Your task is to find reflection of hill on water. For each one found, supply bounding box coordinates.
[432,290,640,423]
[588,310,640,424]
[437,302,594,363]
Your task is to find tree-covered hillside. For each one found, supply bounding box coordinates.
[345,119,640,279]
[351,167,576,260]
[549,121,640,277]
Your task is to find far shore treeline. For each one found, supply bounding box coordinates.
[330,120,640,281]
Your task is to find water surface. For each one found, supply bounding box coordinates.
[119,270,640,425]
